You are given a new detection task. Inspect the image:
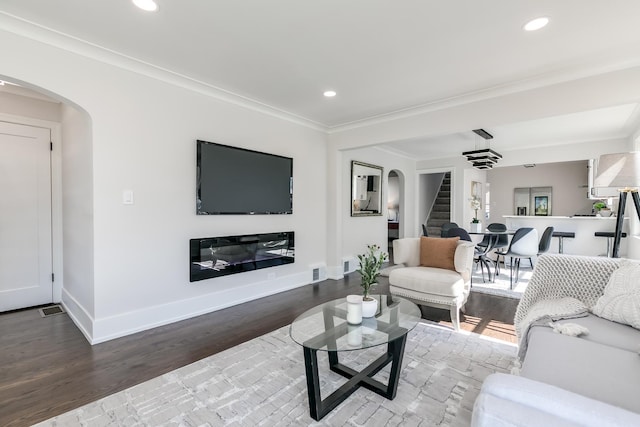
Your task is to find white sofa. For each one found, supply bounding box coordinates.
[388,237,475,331]
[472,254,640,427]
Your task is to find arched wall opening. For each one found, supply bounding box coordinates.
[0,75,95,337]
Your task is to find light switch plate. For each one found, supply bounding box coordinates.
[123,190,134,205]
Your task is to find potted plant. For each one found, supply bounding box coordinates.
[470,197,482,232]
[593,201,611,217]
[356,244,388,317]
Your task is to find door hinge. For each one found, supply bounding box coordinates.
[50,142,53,151]
[51,273,55,282]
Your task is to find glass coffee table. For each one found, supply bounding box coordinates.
[290,294,421,421]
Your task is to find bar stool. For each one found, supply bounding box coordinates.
[594,231,627,257]
[552,231,575,254]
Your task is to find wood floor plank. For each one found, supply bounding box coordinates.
[0,274,517,426]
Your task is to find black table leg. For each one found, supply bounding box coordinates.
[302,333,408,421]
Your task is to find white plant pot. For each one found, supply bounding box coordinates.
[470,222,482,233]
[362,297,378,318]
[599,209,612,217]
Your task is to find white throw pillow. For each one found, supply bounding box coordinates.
[592,260,640,330]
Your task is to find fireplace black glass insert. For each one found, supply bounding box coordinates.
[190,231,294,282]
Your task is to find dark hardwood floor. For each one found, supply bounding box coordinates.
[0,273,518,427]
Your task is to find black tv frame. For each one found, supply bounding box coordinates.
[196,140,293,215]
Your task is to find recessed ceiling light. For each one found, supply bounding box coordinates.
[523,17,549,31]
[323,90,337,98]
[133,0,158,12]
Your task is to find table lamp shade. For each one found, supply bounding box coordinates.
[594,152,640,189]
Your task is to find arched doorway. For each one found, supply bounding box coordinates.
[387,170,403,259]
[0,77,93,314]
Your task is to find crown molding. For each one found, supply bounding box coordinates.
[0,12,327,132]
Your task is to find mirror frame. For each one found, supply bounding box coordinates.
[351,160,384,217]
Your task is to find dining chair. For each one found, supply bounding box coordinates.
[538,226,555,254]
[494,227,539,289]
[527,226,554,268]
[448,227,494,283]
[476,223,509,251]
[441,222,459,238]
[446,227,472,242]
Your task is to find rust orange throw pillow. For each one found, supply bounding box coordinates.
[420,236,460,271]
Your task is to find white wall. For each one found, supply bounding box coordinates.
[1,27,327,343]
[60,104,95,336]
[341,147,416,266]
[0,90,60,122]
[487,160,593,223]
[463,168,487,226]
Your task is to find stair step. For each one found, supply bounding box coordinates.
[432,204,450,212]
[430,211,450,219]
[426,227,441,237]
[423,171,452,238]
[427,218,451,227]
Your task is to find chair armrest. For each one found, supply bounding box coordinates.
[454,241,475,282]
[392,238,420,267]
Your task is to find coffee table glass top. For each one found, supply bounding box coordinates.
[290,295,421,351]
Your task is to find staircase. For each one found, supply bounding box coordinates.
[425,172,452,237]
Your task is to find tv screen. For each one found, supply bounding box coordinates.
[197,140,293,215]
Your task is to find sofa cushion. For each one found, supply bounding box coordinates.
[592,260,640,329]
[420,236,459,271]
[521,325,640,413]
[389,266,465,297]
[472,373,640,427]
[555,314,640,353]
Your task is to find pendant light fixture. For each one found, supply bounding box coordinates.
[462,129,502,169]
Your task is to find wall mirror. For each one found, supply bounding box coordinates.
[514,186,553,216]
[351,161,383,217]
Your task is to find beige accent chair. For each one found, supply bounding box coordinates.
[388,237,475,331]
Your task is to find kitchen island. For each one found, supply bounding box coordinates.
[503,215,629,257]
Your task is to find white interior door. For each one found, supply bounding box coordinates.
[0,121,53,312]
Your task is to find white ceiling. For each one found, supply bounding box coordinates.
[2,0,640,158]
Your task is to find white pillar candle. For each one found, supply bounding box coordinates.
[346,294,363,325]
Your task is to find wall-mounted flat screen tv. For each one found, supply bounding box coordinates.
[197,140,293,215]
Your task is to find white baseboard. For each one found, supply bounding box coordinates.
[60,288,94,343]
[90,272,311,344]
[326,264,344,280]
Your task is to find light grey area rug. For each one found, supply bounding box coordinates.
[37,322,516,427]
